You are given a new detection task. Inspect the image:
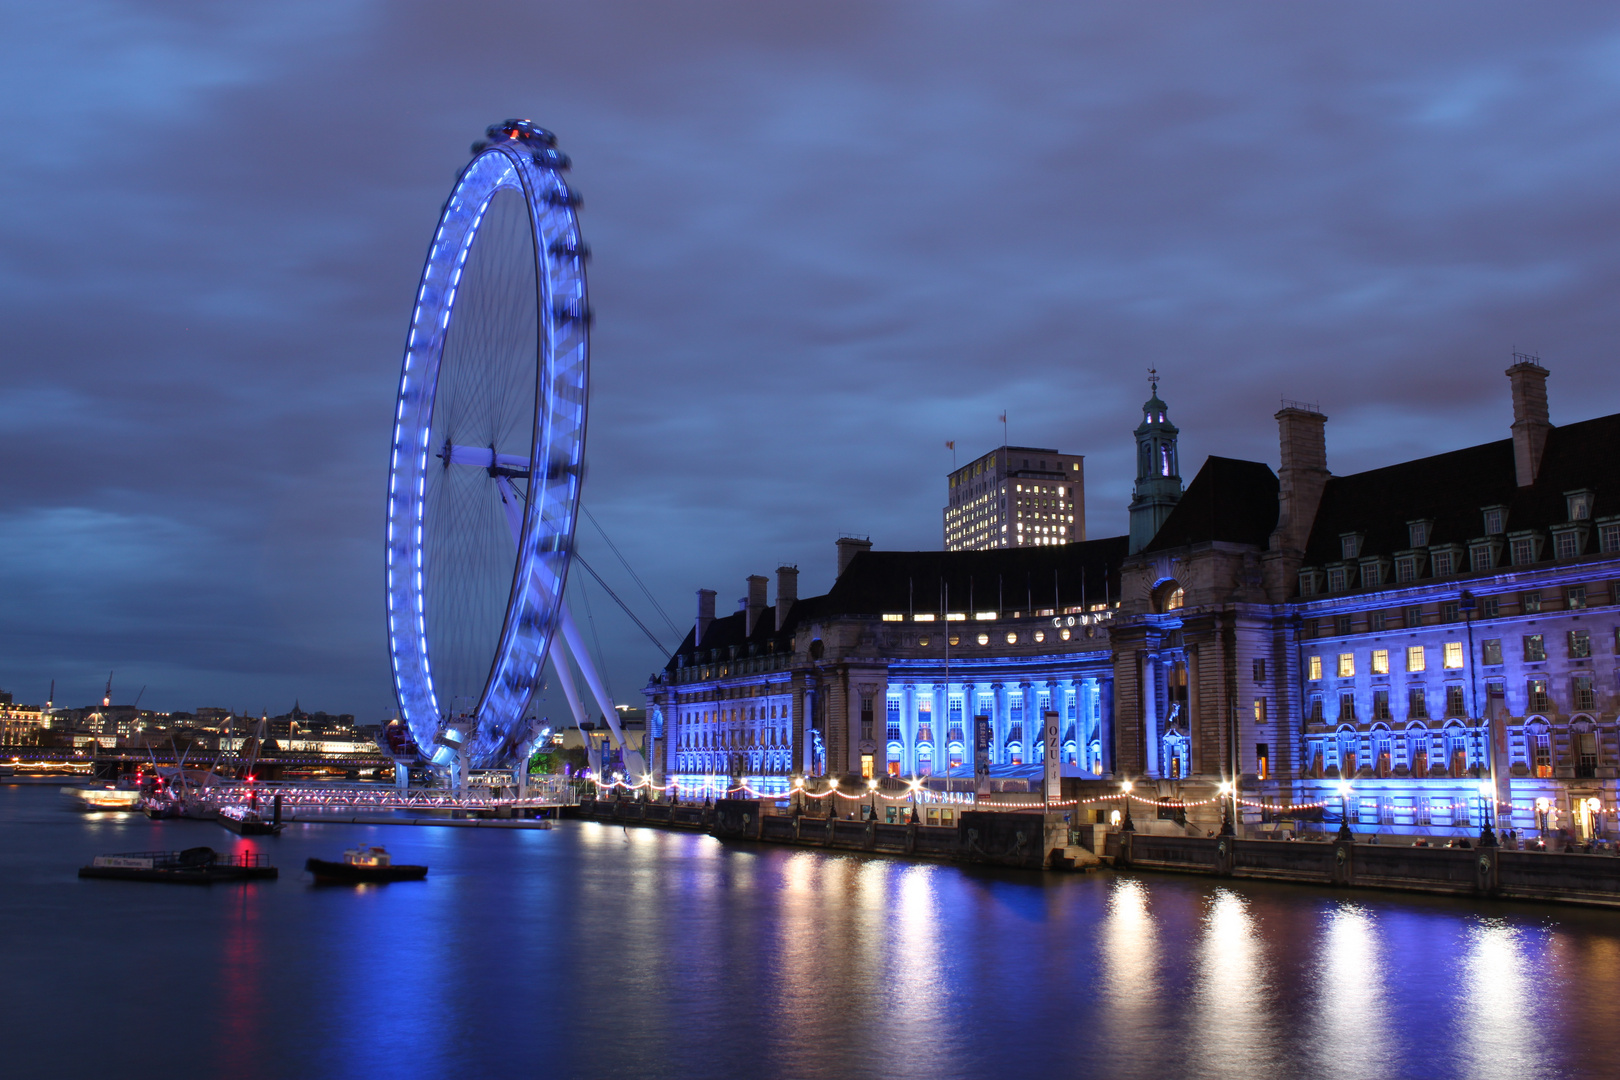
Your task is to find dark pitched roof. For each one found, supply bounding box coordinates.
[1303,412,1620,563]
[814,537,1128,618]
[666,537,1128,669]
[1142,456,1279,554]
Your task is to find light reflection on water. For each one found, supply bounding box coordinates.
[6,785,1620,1080]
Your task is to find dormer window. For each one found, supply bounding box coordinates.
[1408,520,1432,548]
[1566,489,1595,522]
[1326,566,1349,592]
[1482,506,1506,536]
[1340,533,1363,560]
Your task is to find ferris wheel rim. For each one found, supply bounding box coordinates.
[384,126,589,769]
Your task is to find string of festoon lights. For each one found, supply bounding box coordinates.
[591,774,1616,818]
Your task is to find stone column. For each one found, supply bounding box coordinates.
[991,682,1007,765]
[1100,675,1117,778]
[904,682,918,776]
[930,682,946,776]
[960,681,977,774]
[1142,654,1161,778]
[1017,682,1034,763]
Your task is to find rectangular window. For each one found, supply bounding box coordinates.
[1408,687,1429,719]
[1303,617,1319,639]
[1524,634,1546,662]
[1395,558,1416,583]
[1482,639,1503,665]
[1256,743,1270,781]
[1362,562,1383,587]
[1532,731,1553,777]
[1522,590,1542,614]
[1484,508,1505,534]
[1369,610,1387,632]
[1371,649,1389,675]
[1600,522,1620,555]
[1308,694,1324,722]
[1482,596,1500,619]
[1570,629,1591,659]
[1471,546,1495,572]
[1575,675,1596,711]
[1253,658,1266,683]
[1341,536,1360,560]
[1555,531,1578,560]
[1441,601,1460,623]
[1335,614,1352,636]
[1433,552,1455,577]
[1254,698,1267,725]
[1372,689,1391,720]
[1406,646,1426,672]
[1339,692,1357,722]
[1528,678,1550,713]
[1511,537,1536,565]
[1409,521,1430,547]
[1404,606,1424,628]
[860,754,874,779]
[1567,585,1587,610]
[1327,568,1347,592]
[860,695,874,742]
[1337,653,1355,678]
[1308,655,1323,681]
[1443,642,1464,669]
[1445,685,1466,717]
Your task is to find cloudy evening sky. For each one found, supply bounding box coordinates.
[4,2,1620,719]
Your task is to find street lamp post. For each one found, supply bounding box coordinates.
[1336,781,1354,842]
[1121,779,1135,833]
[1218,780,1235,836]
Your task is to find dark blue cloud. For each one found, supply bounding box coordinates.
[4,2,1620,716]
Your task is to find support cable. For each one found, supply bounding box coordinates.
[572,553,671,654]
[581,505,683,640]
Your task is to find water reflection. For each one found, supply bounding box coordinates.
[1192,889,1275,1079]
[1313,905,1391,1080]
[1457,920,1549,1080]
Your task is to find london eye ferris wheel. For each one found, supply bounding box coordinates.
[385,120,636,780]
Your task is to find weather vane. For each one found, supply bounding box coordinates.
[1148,366,1159,395]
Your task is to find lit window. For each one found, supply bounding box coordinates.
[1570,629,1591,659]
[1308,656,1323,681]
[1006,632,1018,645]
[882,613,904,622]
[1337,653,1355,678]
[1371,649,1389,675]
[976,633,989,645]
[1406,646,1426,673]
[1443,642,1463,669]
[913,614,935,622]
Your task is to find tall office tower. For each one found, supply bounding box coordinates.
[943,446,1085,550]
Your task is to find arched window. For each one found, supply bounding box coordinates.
[1153,580,1185,613]
[1163,732,1189,779]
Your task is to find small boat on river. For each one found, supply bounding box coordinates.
[305,845,427,884]
[218,802,283,836]
[61,785,142,812]
[79,847,278,884]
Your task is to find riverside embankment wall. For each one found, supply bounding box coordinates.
[573,798,1620,908]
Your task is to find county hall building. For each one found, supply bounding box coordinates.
[644,359,1620,840]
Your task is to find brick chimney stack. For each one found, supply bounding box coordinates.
[775,565,798,631]
[1268,405,1330,557]
[1507,357,1550,487]
[835,536,872,579]
[694,589,716,647]
[744,574,769,635]
[1262,403,1330,601]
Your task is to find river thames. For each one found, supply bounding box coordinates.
[3,784,1617,1080]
